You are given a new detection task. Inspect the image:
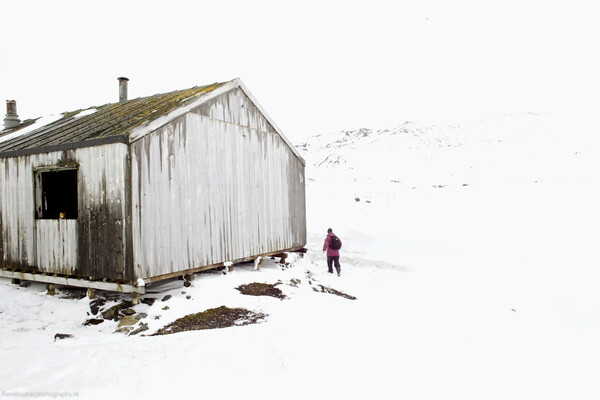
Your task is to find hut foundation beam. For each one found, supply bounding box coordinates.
[0,269,145,294]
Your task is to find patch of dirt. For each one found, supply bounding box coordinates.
[314,284,357,300]
[236,282,286,300]
[152,306,267,336]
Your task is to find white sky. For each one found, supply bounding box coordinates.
[1,0,599,142]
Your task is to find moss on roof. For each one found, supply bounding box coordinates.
[0,81,229,153]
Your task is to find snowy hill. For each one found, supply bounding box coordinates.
[301,112,599,279]
[1,112,599,399]
[299,113,596,190]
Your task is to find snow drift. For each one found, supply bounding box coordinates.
[1,112,599,400]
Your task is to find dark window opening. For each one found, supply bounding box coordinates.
[35,169,78,219]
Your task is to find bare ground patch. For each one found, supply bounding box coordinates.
[152,306,267,335]
[313,284,357,300]
[236,282,286,299]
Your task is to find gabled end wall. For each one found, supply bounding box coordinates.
[130,85,306,281]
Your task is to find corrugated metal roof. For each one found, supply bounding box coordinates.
[0,81,228,154]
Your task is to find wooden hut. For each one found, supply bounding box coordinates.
[0,78,306,295]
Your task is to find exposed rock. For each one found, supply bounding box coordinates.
[122,308,136,316]
[162,306,170,311]
[289,278,301,288]
[186,295,191,300]
[84,318,104,326]
[162,295,172,302]
[115,327,133,334]
[102,305,120,321]
[141,298,156,306]
[183,281,192,288]
[118,315,138,327]
[101,305,120,321]
[130,323,149,336]
[89,299,106,315]
[54,333,73,341]
[135,313,148,320]
[101,301,133,321]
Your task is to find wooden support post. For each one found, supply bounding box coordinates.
[46,284,56,296]
[223,262,233,274]
[254,257,263,271]
[183,273,194,287]
[280,253,288,265]
[87,288,96,299]
[131,293,140,305]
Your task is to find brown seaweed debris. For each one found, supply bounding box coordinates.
[314,284,357,300]
[236,282,286,300]
[152,306,267,335]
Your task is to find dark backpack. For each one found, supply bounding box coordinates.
[329,235,342,250]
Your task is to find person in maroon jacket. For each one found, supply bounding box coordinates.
[323,228,342,276]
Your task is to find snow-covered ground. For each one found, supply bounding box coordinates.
[1,112,599,399]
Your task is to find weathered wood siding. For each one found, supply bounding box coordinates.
[36,220,77,274]
[0,144,131,280]
[131,89,306,279]
[191,86,278,134]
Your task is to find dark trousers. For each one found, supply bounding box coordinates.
[327,256,341,273]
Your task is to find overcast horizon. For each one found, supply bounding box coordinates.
[2,0,599,142]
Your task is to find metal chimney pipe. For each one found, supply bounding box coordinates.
[118,77,129,102]
[3,100,21,129]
